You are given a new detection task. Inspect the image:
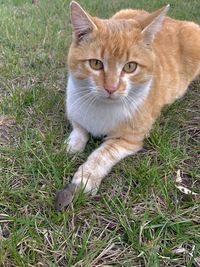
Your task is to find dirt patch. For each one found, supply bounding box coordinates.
[0,115,19,145]
[0,82,9,99]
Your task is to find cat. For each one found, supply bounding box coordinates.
[56,1,200,209]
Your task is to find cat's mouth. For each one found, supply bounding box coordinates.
[99,94,122,103]
[93,88,124,103]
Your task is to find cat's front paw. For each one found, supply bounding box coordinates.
[65,129,89,153]
[72,167,99,196]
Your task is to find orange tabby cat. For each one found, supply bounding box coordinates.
[59,1,200,206]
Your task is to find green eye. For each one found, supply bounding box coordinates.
[89,59,103,70]
[123,62,137,73]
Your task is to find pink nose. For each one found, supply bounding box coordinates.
[104,84,117,94]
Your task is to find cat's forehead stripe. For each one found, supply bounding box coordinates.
[103,57,108,72]
[98,31,140,58]
[101,55,123,74]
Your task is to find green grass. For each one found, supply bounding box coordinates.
[0,0,200,266]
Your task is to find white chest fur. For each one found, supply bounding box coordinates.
[66,74,151,136]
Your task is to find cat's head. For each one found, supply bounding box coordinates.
[68,1,169,103]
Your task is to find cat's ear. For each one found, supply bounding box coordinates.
[140,5,170,45]
[70,1,97,42]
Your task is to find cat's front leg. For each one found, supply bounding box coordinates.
[71,137,143,194]
[66,121,89,153]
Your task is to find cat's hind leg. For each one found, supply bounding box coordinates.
[66,121,89,153]
[180,22,200,80]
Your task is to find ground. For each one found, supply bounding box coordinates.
[0,0,200,266]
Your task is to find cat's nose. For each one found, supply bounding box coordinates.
[104,84,117,94]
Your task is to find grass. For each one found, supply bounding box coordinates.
[0,0,200,266]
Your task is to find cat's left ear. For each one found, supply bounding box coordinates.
[140,5,170,45]
[70,1,97,43]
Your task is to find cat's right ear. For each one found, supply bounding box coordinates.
[70,1,97,43]
[140,5,170,45]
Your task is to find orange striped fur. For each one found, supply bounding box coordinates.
[66,1,200,194]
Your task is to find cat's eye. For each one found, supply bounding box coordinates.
[123,62,137,73]
[89,59,103,70]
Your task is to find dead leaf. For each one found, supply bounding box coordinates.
[172,247,187,254]
[175,169,182,183]
[175,185,198,196]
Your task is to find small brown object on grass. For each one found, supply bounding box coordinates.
[32,0,39,5]
[55,184,77,211]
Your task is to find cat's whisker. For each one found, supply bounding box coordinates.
[82,95,97,122]
[123,96,141,121]
[69,91,92,102]
[125,95,150,128]
[125,96,143,117]
[68,93,93,111]
[77,86,98,90]
[121,97,131,117]
[70,86,96,94]
[122,97,137,127]
[71,96,94,116]
[70,90,90,97]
